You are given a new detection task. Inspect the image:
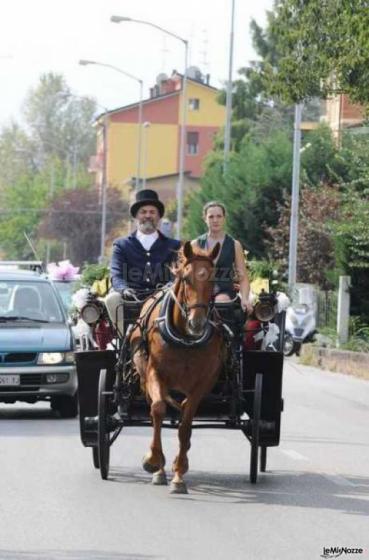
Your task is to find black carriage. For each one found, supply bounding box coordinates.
[76,290,286,484]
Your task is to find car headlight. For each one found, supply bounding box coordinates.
[81,303,103,325]
[38,352,64,365]
[254,301,276,322]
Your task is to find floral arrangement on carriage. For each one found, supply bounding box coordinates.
[71,263,113,351]
[244,276,290,352]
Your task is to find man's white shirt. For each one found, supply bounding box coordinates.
[136,230,159,251]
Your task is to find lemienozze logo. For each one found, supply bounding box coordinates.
[321,547,364,559]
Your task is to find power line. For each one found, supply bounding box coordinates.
[0,208,126,215]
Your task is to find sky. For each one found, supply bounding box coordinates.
[0,0,273,126]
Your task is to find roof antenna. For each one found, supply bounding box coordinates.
[161,36,169,71]
[24,232,44,272]
[200,29,210,74]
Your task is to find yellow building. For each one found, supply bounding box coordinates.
[90,69,226,206]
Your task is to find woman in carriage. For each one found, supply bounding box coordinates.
[192,200,253,316]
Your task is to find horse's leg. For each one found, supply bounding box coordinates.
[142,370,167,485]
[170,395,200,494]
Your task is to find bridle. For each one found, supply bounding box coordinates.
[170,255,215,321]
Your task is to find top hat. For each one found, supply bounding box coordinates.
[130,189,165,218]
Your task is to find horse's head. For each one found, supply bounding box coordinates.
[175,241,220,337]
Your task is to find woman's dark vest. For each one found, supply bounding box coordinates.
[196,233,236,294]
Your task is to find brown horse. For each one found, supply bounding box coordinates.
[130,240,224,493]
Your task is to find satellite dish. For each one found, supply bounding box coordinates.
[156,73,168,85]
[187,66,203,81]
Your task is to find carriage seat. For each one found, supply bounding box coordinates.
[104,291,147,337]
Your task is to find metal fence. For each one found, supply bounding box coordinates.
[317,290,338,330]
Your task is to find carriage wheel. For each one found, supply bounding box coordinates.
[260,446,267,472]
[98,368,111,480]
[92,446,100,469]
[250,372,263,483]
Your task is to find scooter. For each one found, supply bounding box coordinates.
[283,284,317,356]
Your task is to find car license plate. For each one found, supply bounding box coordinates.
[0,375,20,386]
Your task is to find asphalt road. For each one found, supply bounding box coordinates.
[0,359,368,560]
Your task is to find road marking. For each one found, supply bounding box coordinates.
[281,449,359,488]
[281,449,309,461]
[321,473,357,487]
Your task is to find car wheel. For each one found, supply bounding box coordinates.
[52,394,78,418]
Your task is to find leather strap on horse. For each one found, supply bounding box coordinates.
[155,290,215,349]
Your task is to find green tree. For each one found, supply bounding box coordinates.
[38,187,129,265]
[215,9,320,152]
[0,173,48,258]
[185,124,345,260]
[0,72,101,259]
[266,184,341,289]
[0,122,37,193]
[267,0,369,106]
[185,128,293,257]
[23,72,97,167]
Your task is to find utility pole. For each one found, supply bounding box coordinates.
[288,103,303,290]
[337,276,351,347]
[223,0,236,173]
[46,162,55,265]
[99,113,108,262]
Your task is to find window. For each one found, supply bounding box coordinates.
[3,280,64,322]
[187,131,199,155]
[188,98,200,111]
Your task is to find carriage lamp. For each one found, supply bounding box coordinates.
[81,302,103,325]
[254,301,276,322]
[254,290,277,323]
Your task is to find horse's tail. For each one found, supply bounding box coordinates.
[164,395,182,412]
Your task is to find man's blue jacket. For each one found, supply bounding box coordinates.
[110,230,181,292]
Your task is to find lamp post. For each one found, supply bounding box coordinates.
[66,83,111,261]
[110,15,189,239]
[224,0,236,173]
[288,103,303,290]
[142,121,151,189]
[97,111,109,262]
[79,59,143,190]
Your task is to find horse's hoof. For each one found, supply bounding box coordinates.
[152,471,168,486]
[170,481,188,494]
[142,456,158,473]
[142,454,165,474]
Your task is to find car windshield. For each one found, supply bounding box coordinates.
[0,280,65,323]
[53,280,77,313]
[291,284,317,308]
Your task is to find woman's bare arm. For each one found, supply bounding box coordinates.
[234,240,253,313]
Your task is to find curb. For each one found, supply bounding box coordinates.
[299,344,369,380]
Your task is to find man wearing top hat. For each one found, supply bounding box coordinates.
[105,189,180,331]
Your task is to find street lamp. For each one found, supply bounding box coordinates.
[110,15,189,239]
[224,0,236,172]
[288,103,303,290]
[64,85,110,261]
[79,59,144,190]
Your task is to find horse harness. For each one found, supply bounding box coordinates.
[126,254,230,351]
